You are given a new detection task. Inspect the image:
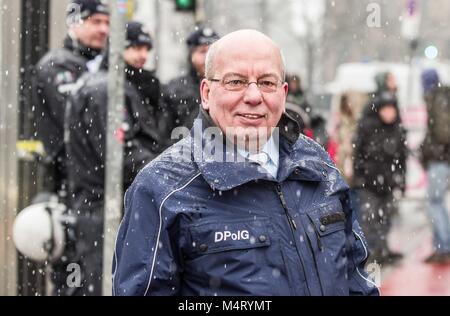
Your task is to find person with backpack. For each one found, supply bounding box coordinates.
[420,69,450,264]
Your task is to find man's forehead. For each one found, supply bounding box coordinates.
[219,38,277,56]
[208,30,284,78]
[214,53,282,77]
[216,37,280,61]
[221,72,280,80]
[86,13,110,22]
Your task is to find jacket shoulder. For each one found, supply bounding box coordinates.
[164,74,195,94]
[80,71,108,93]
[293,134,333,164]
[69,72,108,114]
[37,48,84,69]
[131,136,199,201]
[292,135,347,191]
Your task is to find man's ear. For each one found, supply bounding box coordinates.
[200,79,211,111]
[282,82,289,113]
[283,81,289,99]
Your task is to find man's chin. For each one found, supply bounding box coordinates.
[90,40,107,50]
[132,63,146,69]
[226,126,271,152]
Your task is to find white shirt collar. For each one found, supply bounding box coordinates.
[237,135,279,178]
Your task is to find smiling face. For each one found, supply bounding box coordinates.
[200,30,288,148]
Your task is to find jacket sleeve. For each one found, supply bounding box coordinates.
[112,177,181,296]
[80,85,108,163]
[33,61,74,158]
[352,118,366,176]
[122,94,161,188]
[122,141,157,189]
[398,126,408,193]
[157,97,176,147]
[35,62,69,126]
[343,194,380,296]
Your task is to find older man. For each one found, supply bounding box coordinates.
[113,30,379,296]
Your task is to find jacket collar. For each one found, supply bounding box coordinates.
[191,109,326,191]
[63,35,101,61]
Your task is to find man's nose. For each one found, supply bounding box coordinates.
[100,23,110,35]
[243,83,263,106]
[140,51,148,62]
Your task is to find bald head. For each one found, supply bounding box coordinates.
[200,29,289,147]
[205,29,286,81]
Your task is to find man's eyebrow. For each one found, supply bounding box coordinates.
[222,73,281,79]
[222,72,247,78]
[258,73,281,79]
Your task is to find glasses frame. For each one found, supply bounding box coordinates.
[208,77,285,93]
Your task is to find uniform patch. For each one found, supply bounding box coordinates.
[54,70,75,86]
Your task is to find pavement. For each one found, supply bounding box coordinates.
[378,196,450,296]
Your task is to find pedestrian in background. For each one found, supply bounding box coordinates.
[420,69,450,264]
[163,26,220,131]
[353,91,407,265]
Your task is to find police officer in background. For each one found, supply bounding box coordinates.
[163,26,219,131]
[56,21,165,296]
[33,0,110,195]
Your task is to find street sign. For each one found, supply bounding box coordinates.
[401,0,421,40]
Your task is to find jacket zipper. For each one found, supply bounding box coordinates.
[274,183,311,295]
[275,184,297,230]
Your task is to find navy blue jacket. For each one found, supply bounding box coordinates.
[113,110,379,296]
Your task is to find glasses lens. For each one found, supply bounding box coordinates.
[257,79,279,92]
[223,78,248,91]
[220,75,281,92]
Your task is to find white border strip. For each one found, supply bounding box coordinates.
[144,173,202,296]
[112,192,132,296]
[112,220,126,295]
[323,161,342,174]
[353,230,381,295]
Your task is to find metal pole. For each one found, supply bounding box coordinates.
[0,0,20,296]
[407,39,418,107]
[154,0,160,74]
[103,0,126,296]
[260,0,268,35]
[301,0,314,93]
[404,0,424,108]
[195,0,206,24]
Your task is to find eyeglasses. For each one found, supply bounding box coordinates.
[208,76,284,93]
